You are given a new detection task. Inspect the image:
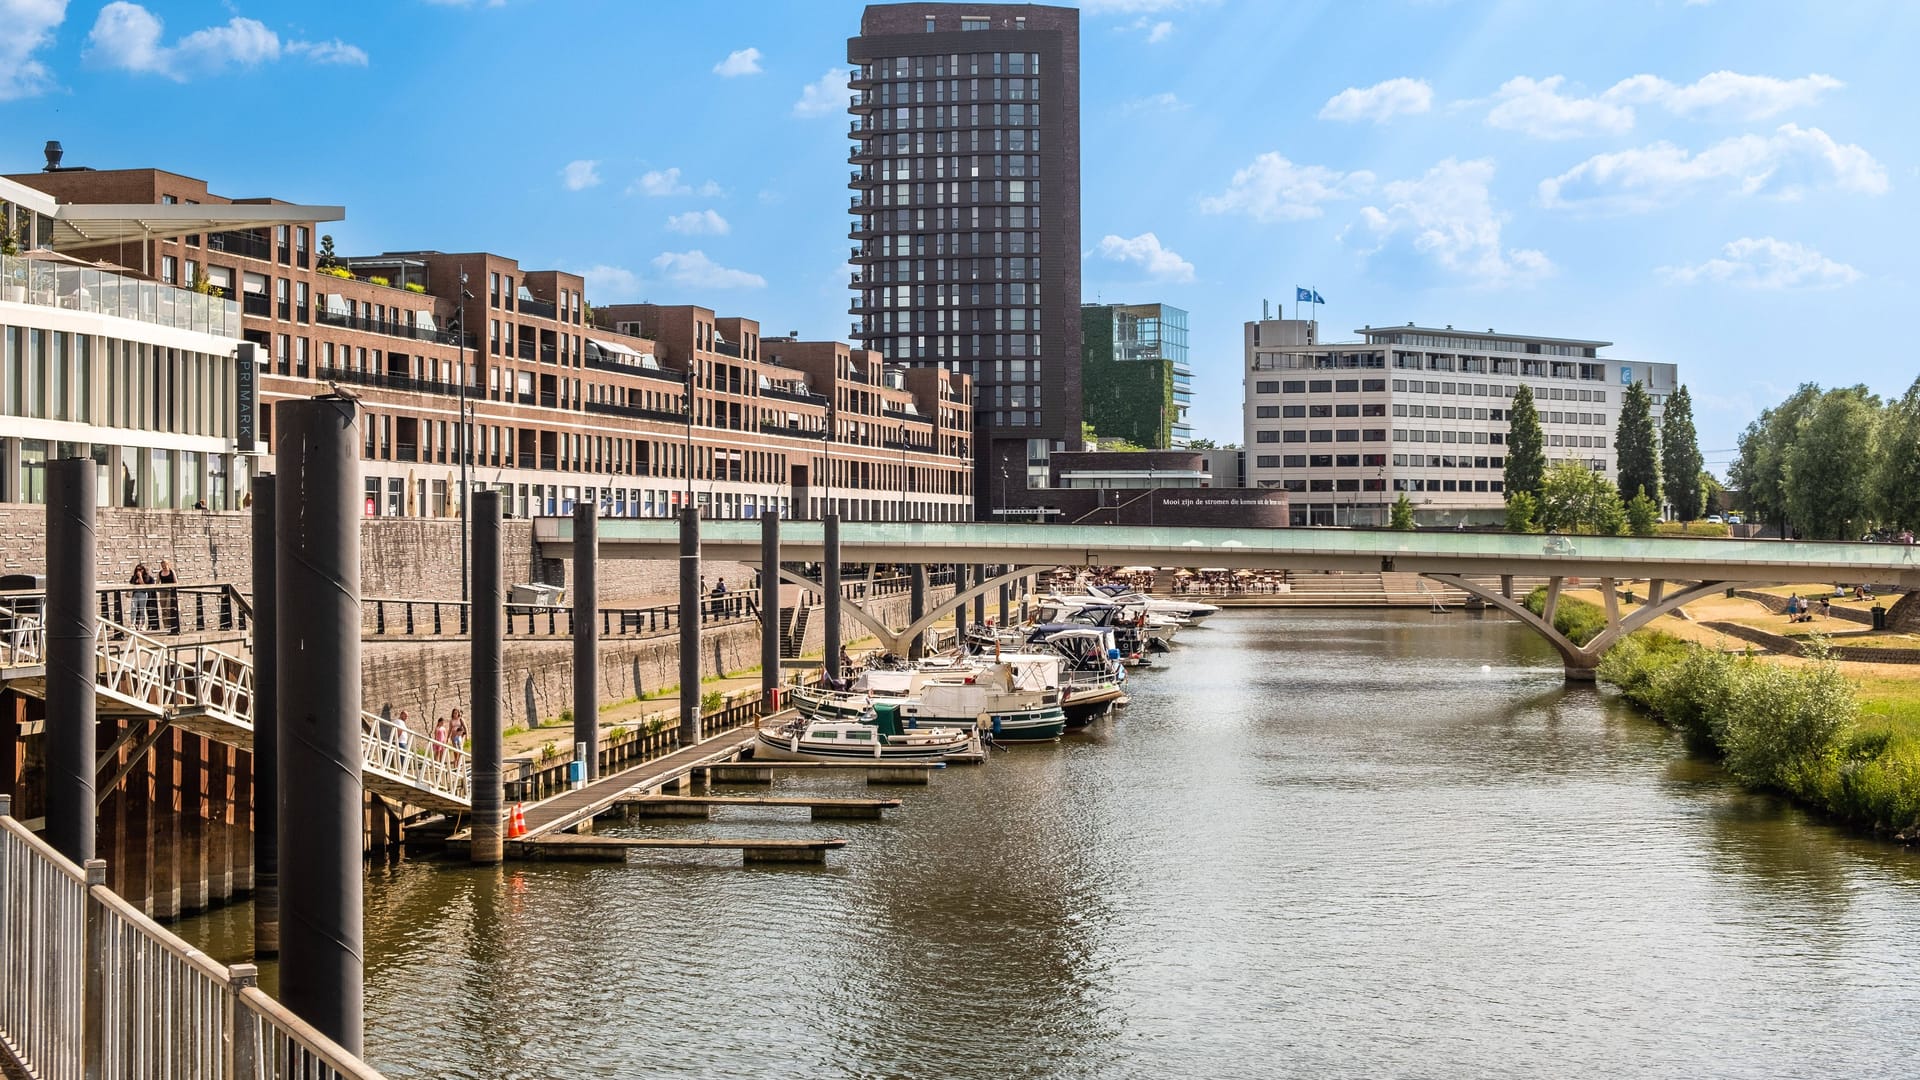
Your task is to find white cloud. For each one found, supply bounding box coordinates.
[1659,237,1861,289]
[793,67,851,118]
[651,251,766,290]
[1126,17,1175,42]
[1540,124,1889,210]
[1485,71,1845,139]
[0,0,67,101]
[1486,76,1634,139]
[1603,71,1842,121]
[1094,232,1195,283]
[1320,78,1433,124]
[579,264,644,302]
[560,159,602,191]
[85,3,364,78]
[1200,152,1375,223]
[1354,158,1552,285]
[630,168,690,197]
[1119,91,1188,115]
[1082,0,1215,12]
[666,209,730,236]
[286,39,368,66]
[713,47,761,77]
[697,180,725,198]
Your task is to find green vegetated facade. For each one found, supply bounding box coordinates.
[1524,589,1920,837]
[1081,305,1176,448]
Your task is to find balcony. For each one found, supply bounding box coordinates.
[515,391,536,406]
[519,296,558,320]
[517,340,535,361]
[241,292,270,317]
[318,365,478,399]
[395,445,418,463]
[585,400,688,425]
[538,391,558,408]
[1,254,243,337]
[850,91,873,112]
[760,385,825,406]
[314,307,468,347]
[760,420,829,438]
[848,145,875,165]
[540,454,558,470]
[583,354,689,383]
[712,339,742,359]
[881,407,924,422]
[849,120,877,140]
[540,345,557,365]
[847,66,873,88]
[206,230,271,261]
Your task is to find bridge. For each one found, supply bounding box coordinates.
[536,519,1920,678]
[0,595,471,815]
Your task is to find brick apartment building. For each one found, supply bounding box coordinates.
[7,157,972,522]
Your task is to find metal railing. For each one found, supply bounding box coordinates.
[362,595,760,639]
[0,797,390,1080]
[361,721,471,804]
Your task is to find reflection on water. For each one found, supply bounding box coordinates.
[175,610,1920,1078]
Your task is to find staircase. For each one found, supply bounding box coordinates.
[0,600,470,815]
[779,605,812,661]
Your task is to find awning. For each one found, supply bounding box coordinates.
[588,337,660,368]
[42,201,344,251]
[416,311,438,332]
[324,293,349,315]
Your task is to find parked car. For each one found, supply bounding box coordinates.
[1705,514,1724,524]
[1727,513,1744,525]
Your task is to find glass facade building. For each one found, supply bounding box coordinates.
[1080,301,1190,448]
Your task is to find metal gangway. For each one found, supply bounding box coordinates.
[0,597,469,815]
[0,794,388,1080]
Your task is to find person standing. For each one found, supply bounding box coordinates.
[156,559,179,633]
[128,562,154,631]
[431,716,451,763]
[448,706,468,751]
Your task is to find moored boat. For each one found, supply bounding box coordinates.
[753,705,978,762]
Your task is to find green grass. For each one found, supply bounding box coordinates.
[1601,629,1920,839]
[1523,586,1607,646]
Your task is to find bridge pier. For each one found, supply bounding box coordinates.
[824,514,842,682]
[45,457,96,864]
[679,507,702,746]
[470,491,505,865]
[908,566,927,660]
[954,565,968,639]
[251,473,279,954]
[761,511,780,709]
[573,503,600,780]
[274,396,366,1055]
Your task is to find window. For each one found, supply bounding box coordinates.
[1256,405,1280,418]
[1309,455,1333,468]
[1282,430,1306,443]
[962,16,990,30]
[1283,455,1307,468]
[1335,404,1359,417]
[1256,455,1281,468]
[1256,380,1279,394]
[1308,380,1332,393]
[1255,430,1280,443]
[1363,379,1386,392]
[1335,379,1359,392]
[1282,380,1306,393]
[1282,405,1306,418]
[1335,430,1360,443]
[1309,430,1333,443]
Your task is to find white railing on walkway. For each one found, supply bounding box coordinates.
[0,797,388,1080]
[0,607,470,810]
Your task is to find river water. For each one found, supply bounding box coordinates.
[178,610,1920,1078]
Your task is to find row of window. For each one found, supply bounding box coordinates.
[1254,375,1615,405]
[867,103,1042,132]
[1255,453,1510,471]
[2,325,236,440]
[858,254,1041,280]
[864,333,1043,361]
[866,53,1041,79]
[873,77,1039,106]
[1255,428,1390,444]
[868,127,1040,158]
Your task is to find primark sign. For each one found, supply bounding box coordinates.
[235,341,261,452]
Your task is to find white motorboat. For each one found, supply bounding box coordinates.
[753,708,978,762]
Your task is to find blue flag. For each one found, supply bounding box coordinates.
[1312,290,1325,304]
[1295,286,1313,302]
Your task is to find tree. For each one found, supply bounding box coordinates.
[1505,384,1546,501]
[1615,380,1660,509]
[1184,437,1219,450]
[1505,490,1541,533]
[1660,385,1704,521]
[317,233,337,269]
[1539,461,1624,534]
[1787,386,1881,540]
[1730,383,1819,533]
[1389,493,1415,531]
[1626,490,1659,536]
[1876,376,1920,530]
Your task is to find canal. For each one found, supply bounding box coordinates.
[179,609,1920,1078]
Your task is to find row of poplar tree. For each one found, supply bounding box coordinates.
[1728,378,1920,541]
[1495,381,1705,535]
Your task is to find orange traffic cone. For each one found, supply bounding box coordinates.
[507,803,526,838]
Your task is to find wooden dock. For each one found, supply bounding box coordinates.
[616,794,903,821]
[700,760,940,786]
[513,727,762,841]
[521,834,848,864]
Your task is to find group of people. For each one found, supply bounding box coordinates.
[374,704,469,762]
[124,559,179,632]
[1782,593,1829,622]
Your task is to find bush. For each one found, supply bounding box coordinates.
[403,282,426,293]
[368,275,390,287]
[558,707,573,726]
[1599,631,1916,837]
[1655,521,1730,537]
[700,689,726,714]
[1523,586,1607,646]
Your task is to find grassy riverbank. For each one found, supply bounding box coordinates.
[1520,587,1920,838]
[1600,631,1920,839]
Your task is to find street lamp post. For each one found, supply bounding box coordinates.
[454,268,474,602]
[683,365,695,515]
[899,423,909,522]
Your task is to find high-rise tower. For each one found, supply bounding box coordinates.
[848,3,1081,518]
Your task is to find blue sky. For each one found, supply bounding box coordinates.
[3,0,1915,472]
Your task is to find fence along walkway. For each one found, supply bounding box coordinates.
[0,796,387,1080]
[0,597,469,815]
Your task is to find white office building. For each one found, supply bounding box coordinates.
[1243,319,1679,527]
[1,174,328,508]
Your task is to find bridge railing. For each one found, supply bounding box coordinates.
[0,796,389,1079]
[361,595,760,639]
